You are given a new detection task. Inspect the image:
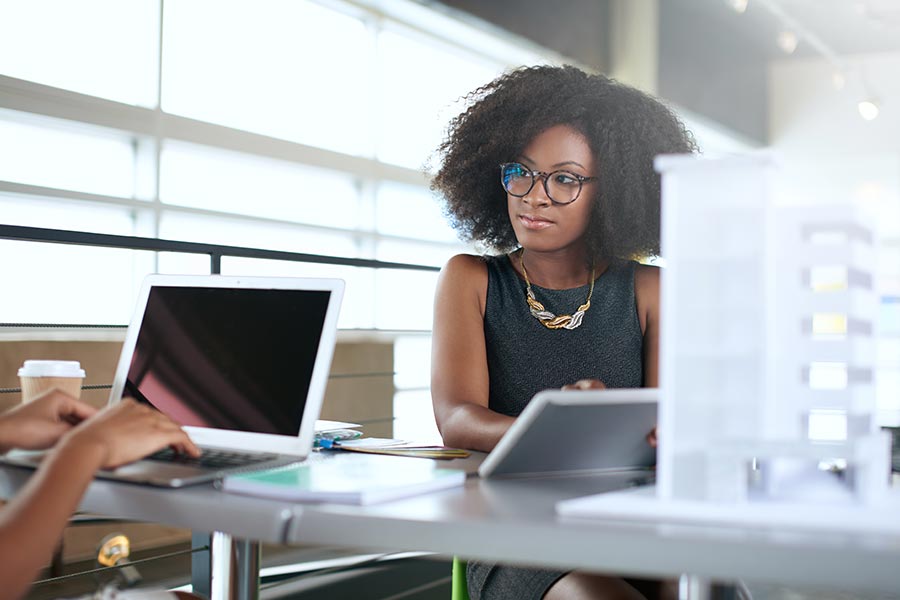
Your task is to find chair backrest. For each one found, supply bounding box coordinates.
[451,557,470,600]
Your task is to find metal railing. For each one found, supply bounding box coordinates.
[0,223,415,418]
[0,223,441,277]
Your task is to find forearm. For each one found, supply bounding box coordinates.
[438,402,515,453]
[0,438,104,600]
[0,416,14,454]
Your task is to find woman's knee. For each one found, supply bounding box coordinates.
[544,572,648,600]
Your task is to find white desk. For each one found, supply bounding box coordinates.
[289,472,900,594]
[3,455,900,599]
[0,463,291,543]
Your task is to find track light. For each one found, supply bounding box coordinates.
[729,0,749,13]
[831,70,846,90]
[857,68,881,121]
[756,0,883,122]
[857,99,880,121]
[777,30,799,54]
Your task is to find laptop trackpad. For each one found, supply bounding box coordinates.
[98,461,214,488]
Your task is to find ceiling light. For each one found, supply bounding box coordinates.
[831,70,846,90]
[777,30,799,54]
[729,0,749,13]
[858,99,880,120]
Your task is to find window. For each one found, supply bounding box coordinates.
[375,27,504,169]
[162,0,371,156]
[0,112,136,198]
[158,212,359,256]
[160,142,361,229]
[0,0,554,437]
[0,0,160,106]
[0,240,154,324]
[375,182,457,242]
[0,197,153,323]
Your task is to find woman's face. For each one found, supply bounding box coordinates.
[506,124,597,255]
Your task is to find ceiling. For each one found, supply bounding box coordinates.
[706,0,900,59]
[432,0,900,145]
[744,0,900,57]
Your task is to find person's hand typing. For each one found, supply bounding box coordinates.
[58,399,201,469]
[0,390,98,454]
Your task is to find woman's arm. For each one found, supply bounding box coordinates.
[0,398,200,600]
[634,263,660,388]
[1,433,107,600]
[431,255,514,452]
[635,264,661,446]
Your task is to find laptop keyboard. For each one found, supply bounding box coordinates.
[145,448,278,470]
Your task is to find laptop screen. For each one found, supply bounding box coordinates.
[121,286,331,436]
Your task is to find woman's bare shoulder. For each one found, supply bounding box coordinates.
[437,254,490,312]
[441,254,489,286]
[444,253,488,273]
[633,262,660,288]
[633,262,660,333]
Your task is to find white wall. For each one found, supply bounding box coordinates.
[769,51,900,425]
[770,52,900,156]
[769,50,900,271]
[769,52,900,234]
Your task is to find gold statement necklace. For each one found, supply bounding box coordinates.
[519,250,595,330]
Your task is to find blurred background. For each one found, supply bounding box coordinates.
[0,0,898,451]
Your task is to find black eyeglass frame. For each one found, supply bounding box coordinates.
[499,162,598,205]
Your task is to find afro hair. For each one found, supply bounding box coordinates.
[431,65,698,260]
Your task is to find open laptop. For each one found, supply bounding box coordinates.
[3,274,344,487]
[478,388,658,479]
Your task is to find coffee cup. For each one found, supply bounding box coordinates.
[18,360,86,403]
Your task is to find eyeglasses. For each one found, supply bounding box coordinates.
[499,162,597,205]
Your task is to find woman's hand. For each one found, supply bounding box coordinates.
[59,399,201,469]
[561,379,607,391]
[559,381,658,448]
[0,390,97,454]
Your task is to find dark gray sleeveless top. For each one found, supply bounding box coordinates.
[484,254,644,417]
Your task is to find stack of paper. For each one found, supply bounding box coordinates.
[222,455,466,505]
[331,441,470,459]
[315,436,470,459]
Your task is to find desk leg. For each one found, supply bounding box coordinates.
[210,531,260,600]
[679,574,711,600]
[192,533,211,598]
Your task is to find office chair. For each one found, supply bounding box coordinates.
[451,557,470,600]
[450,561,753,600]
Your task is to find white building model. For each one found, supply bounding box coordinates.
[557,155,898,531]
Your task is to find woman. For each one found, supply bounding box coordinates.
[430,65,696,599]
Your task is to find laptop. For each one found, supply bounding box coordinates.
[3,274,344,487]
[478,388,658,479]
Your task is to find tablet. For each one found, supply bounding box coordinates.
[478,388,658,479]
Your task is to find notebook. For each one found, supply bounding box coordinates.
[222,454,466,505]
[3,274,344,487]
[478,388,658,479]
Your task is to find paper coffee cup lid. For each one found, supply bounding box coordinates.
[18,360,86,378]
